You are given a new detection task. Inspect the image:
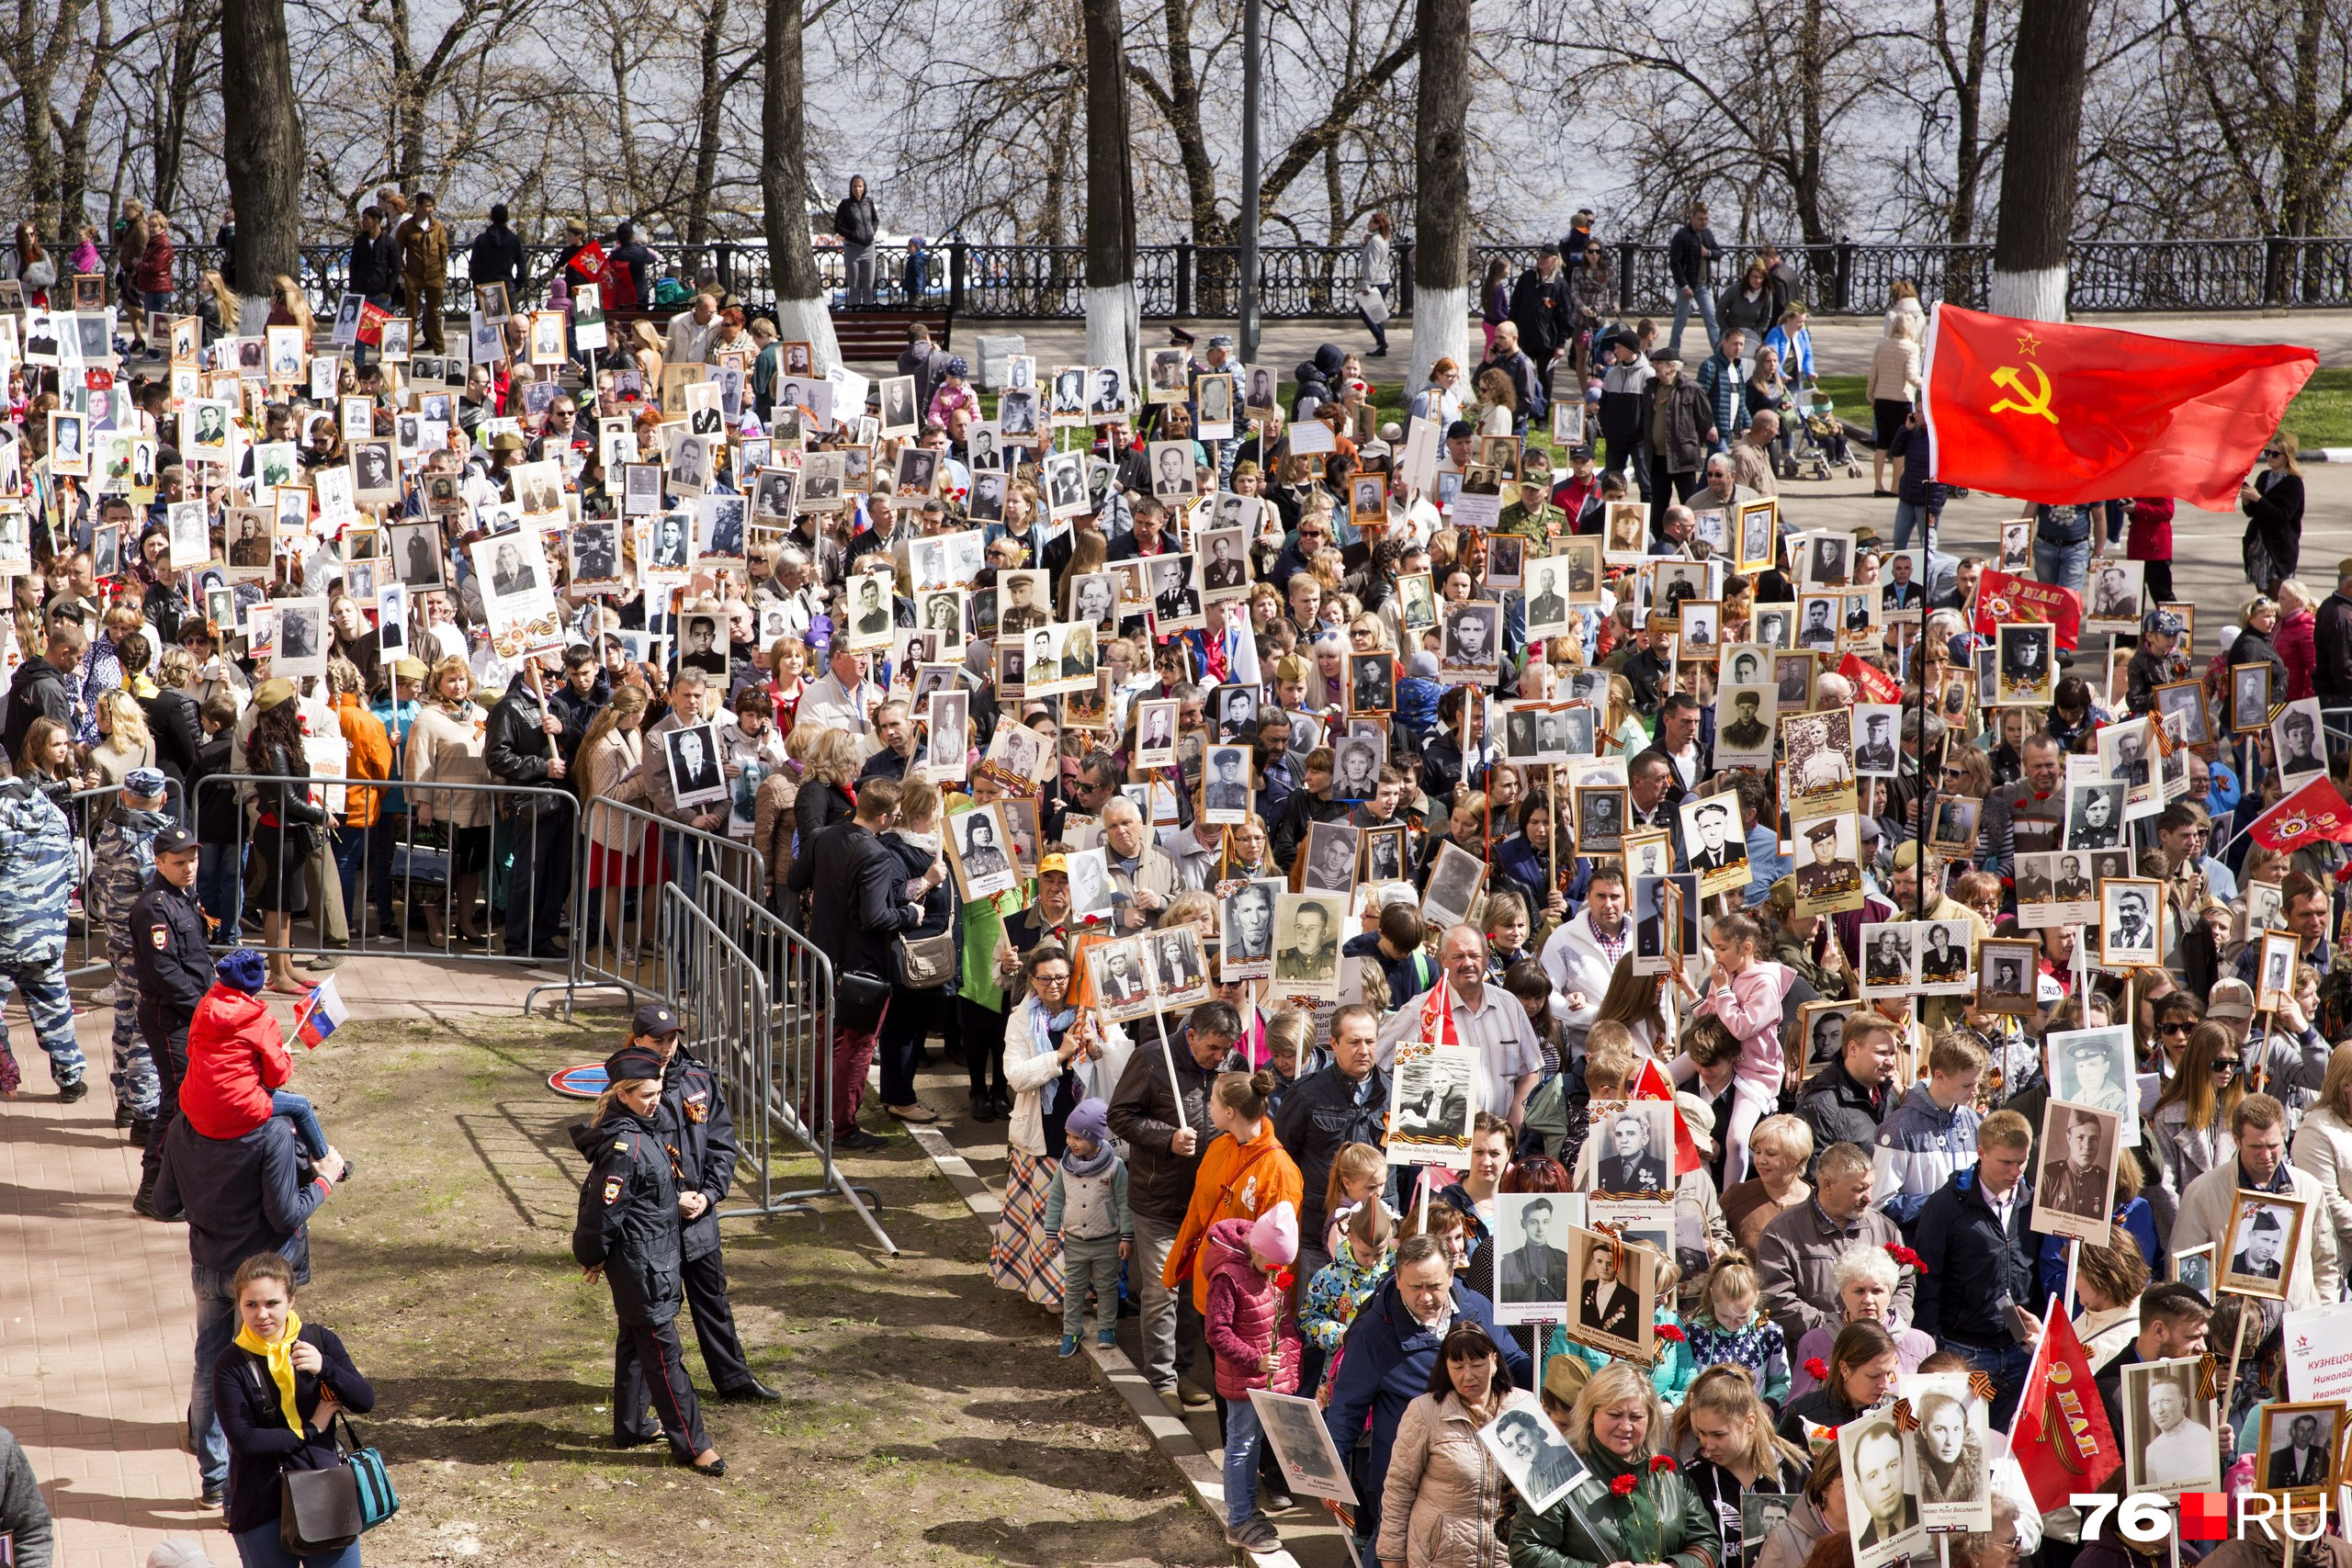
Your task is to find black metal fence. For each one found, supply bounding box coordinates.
[180,233,2352,321]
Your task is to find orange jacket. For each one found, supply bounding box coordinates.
[1161,1118,1303,1312]
[334,692,394,827]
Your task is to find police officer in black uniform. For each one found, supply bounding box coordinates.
[634,1002,779,1405]
[571,1043,726,1475]
[130,824,211,1217]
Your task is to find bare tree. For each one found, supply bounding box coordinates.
[1989,0,2092,316]
[763,0,836,363]
[1408,0,1467,389]
[220,0,300,316]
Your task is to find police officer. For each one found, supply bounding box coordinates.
[93,766,175,1138]
[130,825,211,1216]
[0,753,86,1099]
[635,1002,778,1404]
[571,1043,726,1476]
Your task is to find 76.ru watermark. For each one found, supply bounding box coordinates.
[2074,1492,2328,1543]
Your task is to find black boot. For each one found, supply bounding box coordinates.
[132,1172,160,1218]
[129,1118,153,1146]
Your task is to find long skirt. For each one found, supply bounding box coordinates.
[989,1147,1064,1307]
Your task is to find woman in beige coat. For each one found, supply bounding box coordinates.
[578,685,654,966]
[403,654,492,944]
[1866,310,1923,496]
[1377,1320,1540,1567]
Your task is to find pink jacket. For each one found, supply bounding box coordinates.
[1202,1218,1303,1400]
[2278,607,2316,701]
[1692,959,1794,1094]
[926,380,978,431]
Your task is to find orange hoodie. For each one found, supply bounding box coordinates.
[1161,1118,1303,1312]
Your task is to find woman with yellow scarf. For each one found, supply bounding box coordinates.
[212,1252,376,1566]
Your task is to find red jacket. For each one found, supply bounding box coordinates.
[181,984,291,1141]
[2125,496,2174,562]
[1202,1218,1304,1400]
[132,229,175,295]
[2278,606,2317,701]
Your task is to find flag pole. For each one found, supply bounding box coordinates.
[2222,1301,2252,1430]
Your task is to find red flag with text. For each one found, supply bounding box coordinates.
[1839,653,1902,705]
[1922,304,2316,510]
[1970,569,2083,651]
[2011,1294,2120,1511]
[2248,775,2352,852]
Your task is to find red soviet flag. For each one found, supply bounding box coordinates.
[2011,1295,2120,1511]
[1922,304,2316,509]
[2249,775,2352,852]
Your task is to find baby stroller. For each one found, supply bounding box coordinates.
[1792,387,1862,480]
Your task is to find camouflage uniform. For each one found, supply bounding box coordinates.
[0,774,84,1092]
[91,805,173,1119]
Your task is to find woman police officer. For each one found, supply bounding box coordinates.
[571,1043,727,1476]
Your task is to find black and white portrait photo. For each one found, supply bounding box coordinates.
[2031,1100,2120,1245]
[663,722,728,810]
[1363,825,1407,885]
[947,803,1017,900]
[2223,1191,2307,1302]
[1300,821,1362,894]
[1148,553,1203,626]
[1917,919,1971,989]
[2257,1403,2343,1498]
[1492,1195,1571,1317]
[878,374,920,434]
[2272,698,2328,784]
[2120,1359,2219,1497]
[1564,1227,1656,1361]
[2064,780,2125,850]
[1853,705,1901,775]
[1860,921,1917,996]
[1586,1100,1672,1194]
[1975,939,2041,1015]
[2049,1024,2136,1122]
[1421,840,1487,930]
[1148,440,1196,500]
[1997,622,2056,705]
[1576,786,1626,853]
[1330,735,1382,803]
[1272,891,1344,999]
[1220,879,1279,976]
[1204,746,1253,823]
[274,597,327,677]
[2086,558,2144,628]
[1842,1414,1920,1568]
[1134,698,1180,770]
[2098,877,2162,967]
[1524,559,1574,641]
[1249,1390,1358,1506]
[1902,1375,1990,1530]
[568,520,621,588]
[1350,652,1394,716]
[1385,1044,1478,1163]
[2233,660,2274,733]
[1442,602,1502,679]
[389,523,445,591]
[1478,1405,1585,1512]
[1679,795,1746,882]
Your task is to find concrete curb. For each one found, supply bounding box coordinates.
[902,1118,1312,1566]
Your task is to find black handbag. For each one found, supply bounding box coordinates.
[278,1450,363,1555]
[834,969,893,1033]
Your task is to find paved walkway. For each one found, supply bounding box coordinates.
[0,954,560,1568]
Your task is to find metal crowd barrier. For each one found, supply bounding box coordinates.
[661,881,894,1253]
[188,774,583,1011]
[64,779,187,985]
[572,795,893,1250]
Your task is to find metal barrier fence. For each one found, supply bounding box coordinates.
[161,233,2352,323]
[572,795,894,1252]
[62,779,184,985]
[188,773,581,1014]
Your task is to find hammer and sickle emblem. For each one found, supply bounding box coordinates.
[1990,363,2058,423]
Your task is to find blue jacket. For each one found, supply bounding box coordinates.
[1913,1163,2040,1345]
[1696,352,1747,447]
[0,773,73,964]
[1325,1276,1531,1544]
[151,1114,333,1280]
[1872,1081,1984,1229]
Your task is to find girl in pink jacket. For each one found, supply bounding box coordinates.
[1204,1201,1303,1554]
[1673,911,1792,1184]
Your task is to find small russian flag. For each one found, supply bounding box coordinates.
[295,976,350,1050]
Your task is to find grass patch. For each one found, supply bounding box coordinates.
[293,1011,1230,1566]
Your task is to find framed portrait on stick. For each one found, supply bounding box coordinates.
[2030,1100,2120,1247]
[2254,1400,2345,1505]
[1562,1227,1657,1363]
[2221,1188,2309,1302]
[1248,1390,1358,1506]
[2120,1357,2221,1498]
[1385,1043,1479,1166]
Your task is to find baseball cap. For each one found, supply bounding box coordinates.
[631,1001,683,1038]
[2144,609,2184,637]
[1038,853,1069,876]
[2207,979,2256,1021]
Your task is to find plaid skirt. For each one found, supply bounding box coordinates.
[989,1148,1064,1307]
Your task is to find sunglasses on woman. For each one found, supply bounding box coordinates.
[2212,1055,2243,1073]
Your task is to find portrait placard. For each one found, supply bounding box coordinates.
[2030,1100,2120,1247]
[2120,1357,2221,1498]
[1385,1043,1479,1165]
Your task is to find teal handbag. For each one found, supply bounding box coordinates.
[334,1414,401,1530]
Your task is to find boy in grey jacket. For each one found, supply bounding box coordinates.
[1045,1097,1132,1358]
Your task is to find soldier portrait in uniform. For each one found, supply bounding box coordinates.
[1854,706,1900,774]
[1272,894,1341,988]
[1997,623,2056,705]
[2031,1100,2120,1244]
[1492,1193,1570,1322]
[2065,781,2125,850]
[2222,1190,2307,1303]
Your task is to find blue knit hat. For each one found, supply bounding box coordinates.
[1063,1096,1112,1146]
[215,949,267,993]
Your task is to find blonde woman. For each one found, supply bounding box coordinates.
[1603,672,1648,757]
[90,689,156,791]
[580,686,655,965]
[2242,431,2305,592]
[404,654,493,945]
[1867,310,1922,495]
[2293,1042,2352,1269]
[1516,1357,1715,1562]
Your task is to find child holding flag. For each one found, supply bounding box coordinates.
[179,948,345,1177]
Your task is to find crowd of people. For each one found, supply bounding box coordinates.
[0,185,2341,1567]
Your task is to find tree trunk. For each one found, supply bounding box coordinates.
[1989,0,2091,320]
[686,0,730,252]
[220,0,301,318]
[1156,0,1226,246]
[1942,0,1993,243]
[1407,0,1469,393]
[1081,0,1136,376]
[761,0,838,368]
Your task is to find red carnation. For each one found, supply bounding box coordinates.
[1650,1455,1677,1473]
[1272,1269,1295,1292]
[1805,1357,1830,1382]
[1611,1473,1638,1496]
[1656,1325,1686,1343]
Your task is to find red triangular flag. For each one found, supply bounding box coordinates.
[1969,568,2084,651]
[1922,304,2315,510]
[2248,774,2352,852]
[2010,1295,2121,1511]
[1630,1056,1702,1177]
